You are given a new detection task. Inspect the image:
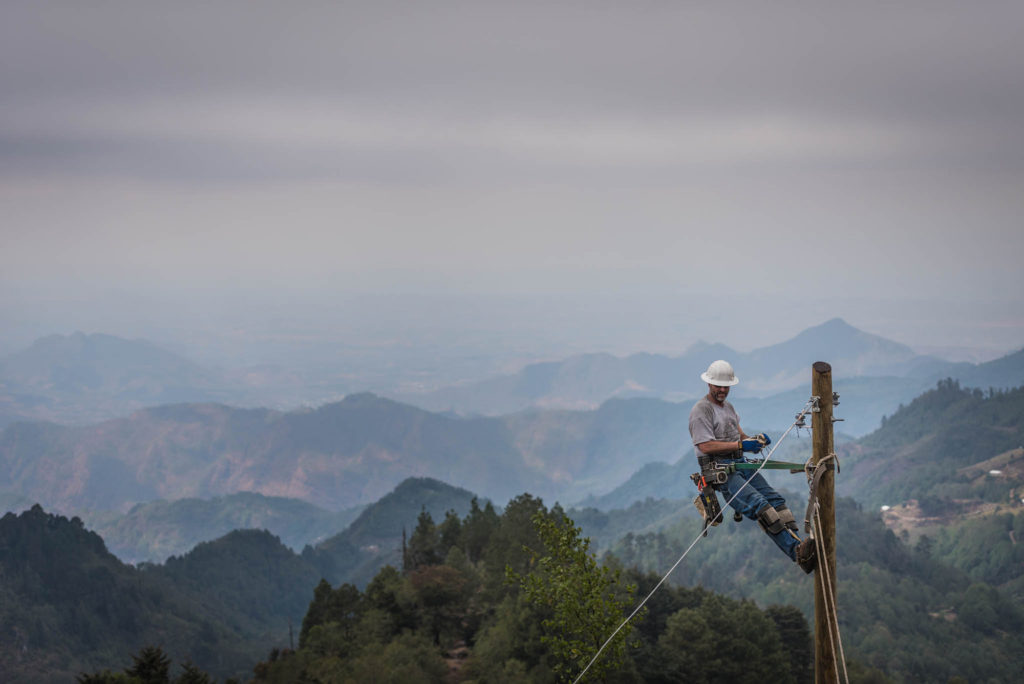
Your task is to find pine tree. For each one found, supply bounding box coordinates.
[125,645,171,683]
[407,508,440,569]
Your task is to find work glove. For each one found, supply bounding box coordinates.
[754,433,771,448]
[741,438,763,454]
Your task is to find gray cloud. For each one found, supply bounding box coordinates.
[2,1,1022,190]
[1,0,1023,356]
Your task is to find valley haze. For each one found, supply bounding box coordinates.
[2,318,1022,523]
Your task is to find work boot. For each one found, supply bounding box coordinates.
[795,538,817,574]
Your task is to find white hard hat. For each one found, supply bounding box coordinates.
[701,360,738,386]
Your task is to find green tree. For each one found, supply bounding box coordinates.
[174,662,214,684]
[482,493,548,601]
[344,631,448,683]
[365,564,417,637]
[957,583,1001,634]
[765,605,812,684]
[126,645,172,683]
[655,595,792,684]
[461,496,500,563]
[77,649,216,684]
[77,672,132,684]
[299,578,334,647]
[437,509,463,557]
[512,510,640,682]
[463,594,555,683]
[407,508,440,570]
[298,579,365,659]
[408,564,468,645]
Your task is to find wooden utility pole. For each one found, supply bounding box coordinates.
[811,361,838,683]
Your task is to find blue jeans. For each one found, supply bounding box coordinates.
[719,458,800,561]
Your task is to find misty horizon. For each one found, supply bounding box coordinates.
[3,2,1023,375]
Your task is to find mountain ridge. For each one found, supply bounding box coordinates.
[4,321,1020,430]
[5,366,1024,519]
[0,396,548,513]
[396,317,970,414]
[80,491,365,564]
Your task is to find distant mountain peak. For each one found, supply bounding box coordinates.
[764,317,913,356]
[391,476,477,498]
[795,317,861,339]
[818,317,854,330]
[341,391,382,403]
[684,339,736,357]
[323,392,416,415]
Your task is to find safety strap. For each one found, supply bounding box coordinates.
[725,460,806,473]
[804,453,839,534]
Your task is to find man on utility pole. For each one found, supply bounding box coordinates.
[689,360,817,572]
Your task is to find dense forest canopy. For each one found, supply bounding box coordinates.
[250,496,814,684]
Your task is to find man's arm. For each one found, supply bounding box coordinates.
[696,440,741,455]
[700,432,771,456]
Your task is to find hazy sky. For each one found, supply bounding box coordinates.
[2,1,1023,365]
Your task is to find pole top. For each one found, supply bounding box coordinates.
[813,361,832,374]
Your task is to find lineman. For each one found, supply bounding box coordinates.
[689,360,817,573]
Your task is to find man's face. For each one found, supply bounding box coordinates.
[708,383,729,404]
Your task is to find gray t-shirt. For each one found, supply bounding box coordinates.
[688,396,741,459]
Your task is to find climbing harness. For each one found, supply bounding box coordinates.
[572,398,817,684]
[692,457,806,532]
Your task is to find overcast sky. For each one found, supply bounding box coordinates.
[2,1,1023,364]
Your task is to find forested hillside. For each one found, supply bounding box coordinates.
[7,477,1023,682]
[930,511,1024,610]
[250,494,815,683]
[840,379,1024,508]
[0,506,298,682]
[605,496,1024,682]
[306,477,483,587]
[240,488,1024,683]
[4,494,818,683]
[0,478,496,681]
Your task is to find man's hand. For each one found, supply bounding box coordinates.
[741,438,763,454]
[741,433,771,454]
